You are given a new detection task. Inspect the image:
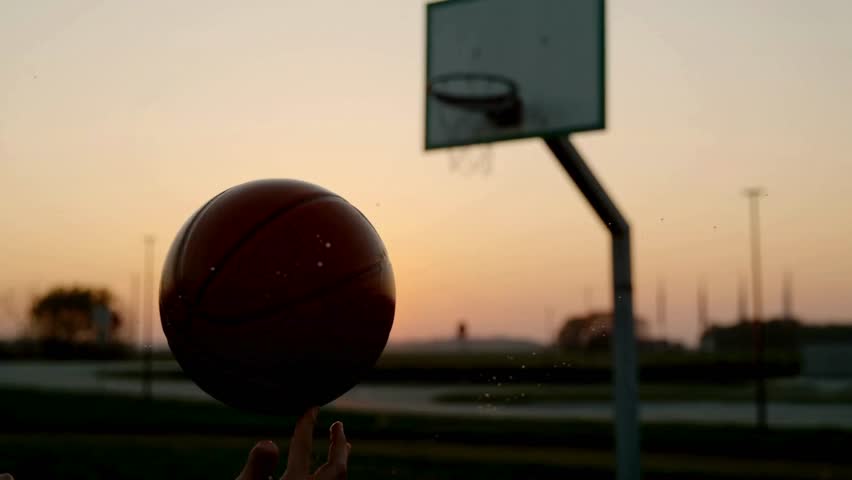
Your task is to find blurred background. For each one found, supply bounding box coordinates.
[2,0,852,478]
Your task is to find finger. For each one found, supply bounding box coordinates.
[0,474,14,480]
[316,422,350,480]
[237,441,280,480]
[283,407,319,479]
[327,422,350,468]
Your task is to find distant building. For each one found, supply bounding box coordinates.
[699,318,799,353]
[92,304,112,345]
[699,333,717,353]
[801,344,852,378]
[700,318,852,359]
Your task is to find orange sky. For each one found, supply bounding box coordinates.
[1,0,851,346]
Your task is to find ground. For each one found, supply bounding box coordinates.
[1,387,850,479]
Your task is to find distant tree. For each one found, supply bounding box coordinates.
[556,311,649,351]
[30,286,122,343]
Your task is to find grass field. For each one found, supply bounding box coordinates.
[1,387,850,479]
[434,382,852,405]
[101,350,801,385]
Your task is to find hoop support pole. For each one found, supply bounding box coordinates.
[545,135,641,480]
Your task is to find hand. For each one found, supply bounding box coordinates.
[238,407,351,480]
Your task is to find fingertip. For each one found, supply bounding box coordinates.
[239,440,280,480]
[293,407,319,435]
[255,440,279,456]
[250,440,280,464]
[326,425,350,468]
[287,409,319,477]
[330,421,347,444]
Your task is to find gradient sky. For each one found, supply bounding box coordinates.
[1,0,851,346]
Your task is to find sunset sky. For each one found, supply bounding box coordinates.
[1,0,851,347]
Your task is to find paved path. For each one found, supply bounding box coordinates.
[2,361,851,429]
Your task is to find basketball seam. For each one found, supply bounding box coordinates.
[195,255,389,324]
[191,192,341,307]
[176,187,234,285]
[350,205,390,258]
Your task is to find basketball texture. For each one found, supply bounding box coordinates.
[160,179,395,415]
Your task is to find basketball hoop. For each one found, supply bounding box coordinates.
[428,72,514,176]
[427,72,523,127]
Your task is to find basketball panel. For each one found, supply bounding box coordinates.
[197,196,389,320]
[170,259,395,414]
[176,179,336,302]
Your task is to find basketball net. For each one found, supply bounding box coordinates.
[447,143,494,177]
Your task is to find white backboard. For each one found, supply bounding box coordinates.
[425,0,605,150]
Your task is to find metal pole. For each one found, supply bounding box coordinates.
[744,188,767,430]
[737,274,749,322]
[545,136,641,480]
[698,277,708,331]
[129,274,140,346]
[656,278,666,340]
[782,271,793,319]
[142,235,155,402]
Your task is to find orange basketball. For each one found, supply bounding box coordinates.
[159,179,395,415]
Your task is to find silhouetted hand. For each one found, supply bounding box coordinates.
[237,407,351,480]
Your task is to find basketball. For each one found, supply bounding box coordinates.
[159,179,395,415]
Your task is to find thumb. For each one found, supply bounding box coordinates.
[237,441,280,480]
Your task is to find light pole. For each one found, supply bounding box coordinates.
[142,235,155,402]
[744,187,767,430]
[656,277,666,340]
[697,277,709,334]
[782,271,794,319]
[129,273,140,346]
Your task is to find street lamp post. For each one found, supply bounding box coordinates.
[744,188,767,430]
[142,235,155,402]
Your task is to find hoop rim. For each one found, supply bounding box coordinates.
[427,72,520,112]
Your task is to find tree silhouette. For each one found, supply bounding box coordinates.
[556,311,649,351]
[30,286,122,343]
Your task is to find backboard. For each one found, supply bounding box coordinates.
[425,0,605,150]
